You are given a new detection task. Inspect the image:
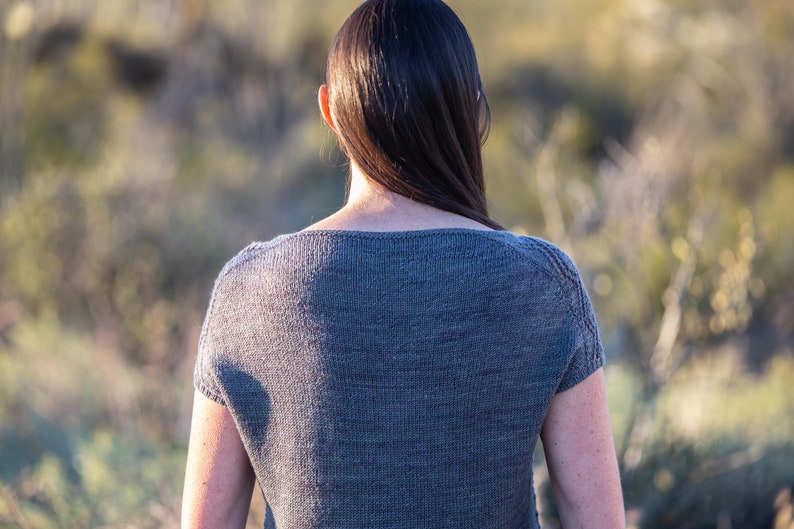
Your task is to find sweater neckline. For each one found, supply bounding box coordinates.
[281,227,514,240]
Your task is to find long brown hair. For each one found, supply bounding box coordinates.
[326,0,501,230]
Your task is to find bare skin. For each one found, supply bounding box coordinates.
[304,162,494,233]
[182,392,255,529]
[541,370,626,529]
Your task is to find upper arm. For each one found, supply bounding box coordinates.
[540,368,625,529]
[182,390,256,529]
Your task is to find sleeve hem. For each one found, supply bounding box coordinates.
[194,377,227,406]
[555,344,606,393]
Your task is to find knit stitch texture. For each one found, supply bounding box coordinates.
[194,228,605,529]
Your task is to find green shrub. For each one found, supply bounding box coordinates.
[636,442,794,529]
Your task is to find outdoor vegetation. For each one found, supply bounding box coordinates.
[1,0,793,527]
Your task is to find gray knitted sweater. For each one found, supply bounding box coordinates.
[194,229,605,529]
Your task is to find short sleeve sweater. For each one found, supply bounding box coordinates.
[194,228,605,529]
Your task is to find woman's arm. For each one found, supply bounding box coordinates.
[182,390,256,529]
[540,368,625,529]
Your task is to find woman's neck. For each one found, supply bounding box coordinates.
[304,163,494,232]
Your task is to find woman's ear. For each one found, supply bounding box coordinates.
[318,84,336,131]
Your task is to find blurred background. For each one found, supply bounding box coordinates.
[1,0,793,527]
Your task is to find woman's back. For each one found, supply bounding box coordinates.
[182,2,624,527]
[195,229,604,529]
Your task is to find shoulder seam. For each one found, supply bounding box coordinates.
[497,236,601,351]
[216,237,291,280]
[482,235,580,331]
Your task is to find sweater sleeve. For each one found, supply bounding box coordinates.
[525,237,605,393]
[554,251,606,393]
[193,244,264,406]
[557,268,605,392]
[193,271,229,406]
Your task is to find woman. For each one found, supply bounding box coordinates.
[182,1,625,528]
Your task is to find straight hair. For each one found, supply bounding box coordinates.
[326,0,502,230]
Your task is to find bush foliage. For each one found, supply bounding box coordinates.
[1,0,793,527]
